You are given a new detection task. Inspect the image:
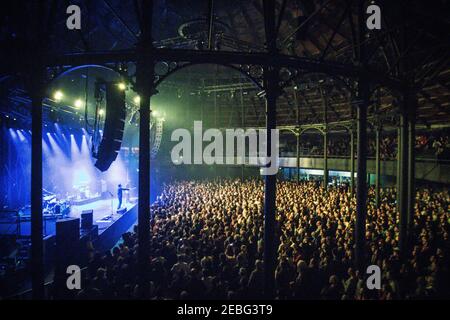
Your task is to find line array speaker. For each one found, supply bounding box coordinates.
[94,82,126,172]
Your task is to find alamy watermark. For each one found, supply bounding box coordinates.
[171,121,280,175]
[66,265,81,290]
[65,4,381,31]
[366,265,381,290]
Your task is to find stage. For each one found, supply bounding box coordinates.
[0,197,138,251]
[0,197,139,298]
[72,197,138,235]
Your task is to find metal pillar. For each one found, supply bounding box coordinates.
[30,1,46,298]
[354,0,369,271]
[240,83,245,181]
[407,92,416,235]
[320,85,328,190]
[375,127,381,208]
[263,66,277,299]
[397,1,410,247]
[262,0,277,299]
[294,87,300,183]
[398,109,409,255]
[296,132,300,183]
[396,126,402,213]
[136,0,154,299]
[350,128,355,195]
[31,75,44,300]
[355,79,369,271]
[323,130,328,189]
[207,0,215,50]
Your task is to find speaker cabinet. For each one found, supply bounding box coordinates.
[81,210,93,229]
[55,218,80,276]
[94,82,126,172]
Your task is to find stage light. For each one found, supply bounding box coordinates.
[74,99,83,109]
[17,130,26,142]
[118,82,126,90]
[99,109,105,116]
[133,95,141,104]
[153,110,158,117]
[53,90,63,102]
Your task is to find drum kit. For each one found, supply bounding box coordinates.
[42,190,70,218]
[74,184,91,200]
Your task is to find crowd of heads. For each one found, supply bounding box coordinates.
[76,179,449,300]
[283,131,450,160]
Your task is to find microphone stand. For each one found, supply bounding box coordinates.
[107,191,115,221]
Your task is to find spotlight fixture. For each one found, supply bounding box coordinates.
[133,95,141,104]
[118,82,126,91]
[74,99,83,109]
[53,90,63,102]
[99,109,105,116]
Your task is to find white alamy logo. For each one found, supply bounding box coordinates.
[66,265,81,290]
[366,4,381,30]
[366,265,381,290]
[171,121,279,175]
[66,5,81,30]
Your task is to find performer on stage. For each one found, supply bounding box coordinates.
[117,184,129,210]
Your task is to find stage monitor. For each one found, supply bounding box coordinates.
[81,209,93,229]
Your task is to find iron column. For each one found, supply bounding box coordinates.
[30,70,45,300]
[136,0,154,299]
[323,130,328,189]
[263,66,278,299]
[355,79,369,271]
[262,0,278,299]
[30,3,46,297]
[296,132,300,183]
[407,91,416,235]
[375,126,381,208]
[399,107,409,256]
[350,128,355,195]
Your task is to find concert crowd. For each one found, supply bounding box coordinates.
[76,180,450,300]
[288,132,450,159]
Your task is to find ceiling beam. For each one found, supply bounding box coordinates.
[1,47,404,90]
[320,2,350,61]
[419,90,450,116]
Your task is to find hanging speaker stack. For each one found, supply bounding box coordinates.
[94,82,126,172]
